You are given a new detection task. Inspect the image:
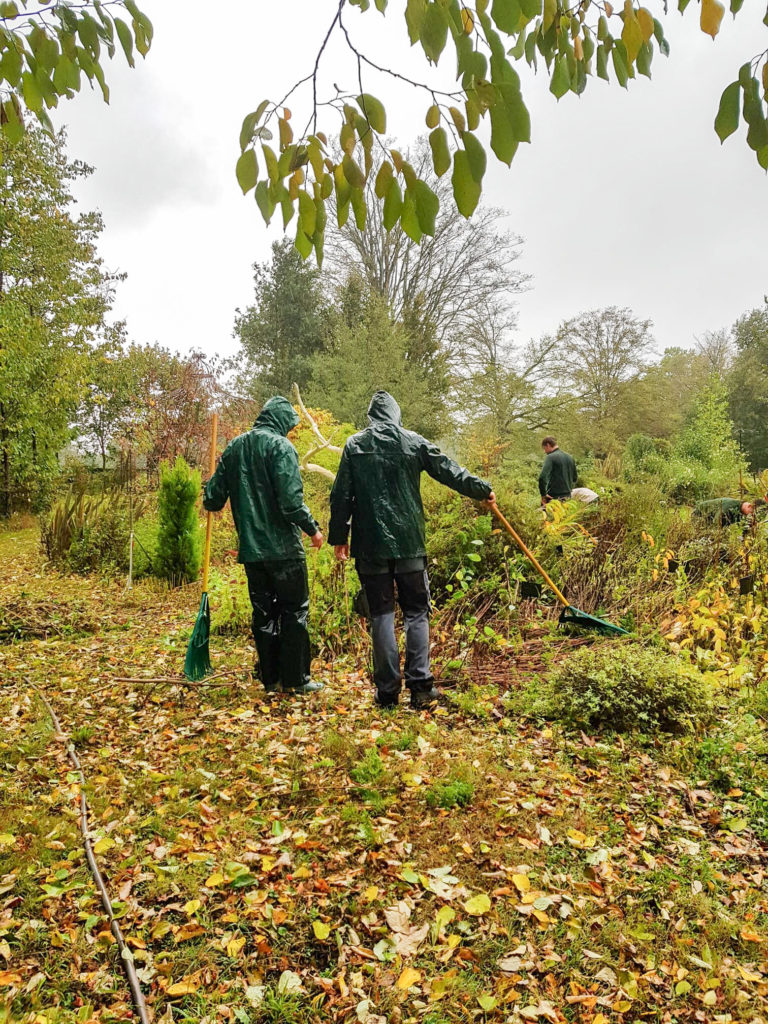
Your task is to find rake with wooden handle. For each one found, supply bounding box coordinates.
[490,500,628,637]
[184,412,219,680]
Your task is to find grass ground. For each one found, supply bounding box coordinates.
[1,527,767,1024]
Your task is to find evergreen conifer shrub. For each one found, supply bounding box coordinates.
[155,457,202,585]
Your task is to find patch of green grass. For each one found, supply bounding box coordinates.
[426,777,475,810]
[340,805,381,848]
[350,746,384,784]
[70,724,95,744]
[321,728,355,767]
[446,682,499,721]
[377,727,416,751]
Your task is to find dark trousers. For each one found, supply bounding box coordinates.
[358,564,433,701]
[243,559,311,690]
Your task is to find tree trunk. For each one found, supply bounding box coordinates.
[0,403,9,518]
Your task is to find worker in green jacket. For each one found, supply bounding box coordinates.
[204,396,324,696]
[538,436,577,506]
[328,391,494,710]
[695,497,764,526]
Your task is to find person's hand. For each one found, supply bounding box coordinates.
[335,544,349,561]
[310,531,323,550]
[487,491,496,506]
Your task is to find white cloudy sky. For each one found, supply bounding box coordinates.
[58,1,768,360]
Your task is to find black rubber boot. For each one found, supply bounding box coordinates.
[410,685,440,709]
[285,680,325,695]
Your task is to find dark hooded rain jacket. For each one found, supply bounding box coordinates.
[203,396,318,562]
[328,391,492,561]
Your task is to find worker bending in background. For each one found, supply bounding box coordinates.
[695,496,765,526]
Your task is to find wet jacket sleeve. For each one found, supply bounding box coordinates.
[538,455,551,497]
[203,456,229,512]
[419,439,492,500]
[269,438,319,536]
[328,445,354,546]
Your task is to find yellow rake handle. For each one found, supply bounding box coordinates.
[201,412,219,595]
[490,501,569,609]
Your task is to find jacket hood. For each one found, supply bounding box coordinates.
[256,396,300,436]
[367,391,402,427]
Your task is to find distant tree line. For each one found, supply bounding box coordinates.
[1,132,766,516]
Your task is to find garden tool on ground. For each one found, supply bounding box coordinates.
[490,500,628,637]
[184,412,218,680]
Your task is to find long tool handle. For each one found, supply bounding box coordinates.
[490,501,569,609]
[201,412,219,595]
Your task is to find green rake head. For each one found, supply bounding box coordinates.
[559,605,629,637]
[184,592,211,681]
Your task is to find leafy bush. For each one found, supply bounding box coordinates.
[517,644,713,734]
[42,489,145,574]
[155,457,202,585]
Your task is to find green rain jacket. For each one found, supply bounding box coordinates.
[538,448,578,500]
[328,391,492,561]
[203,396,318,563]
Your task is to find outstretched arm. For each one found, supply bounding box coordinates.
[419,439,492,500]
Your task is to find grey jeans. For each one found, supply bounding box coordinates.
[357,558,433,701]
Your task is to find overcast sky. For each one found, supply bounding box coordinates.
[59,1,768,362]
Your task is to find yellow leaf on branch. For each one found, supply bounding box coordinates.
[700,0,724,38]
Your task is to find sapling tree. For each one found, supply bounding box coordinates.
[155,456,202,586]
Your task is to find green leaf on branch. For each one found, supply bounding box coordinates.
[549,54,571,99]
[612,41,630,88]
[114,18,135,68]
[342,153,366,189]
[254,181,275,225]
[490,103,518,165]
[356,93,386,133]
[452,149,481,218]
[714,81,740,143]
[383,179,403,230]
[400,188,423,242]
[405,0,427,44]
[420,2,449,63]
[429,126,451,177]
[294,227,313,259]
[520,0,543,18]
[236,149,258,194]
[375,160,394,198]
[463,131,487,183]
[414,179,439,235]
[491,0,523,34]
[298,189,317,236]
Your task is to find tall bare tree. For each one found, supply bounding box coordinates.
[324,141,529,355]
[454,300,562,441]
[552,307,654,430]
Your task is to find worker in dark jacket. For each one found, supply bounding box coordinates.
[328,391,494,710]
[204,396,324,696]
[538,436,577,505]
[695,497,764,526]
